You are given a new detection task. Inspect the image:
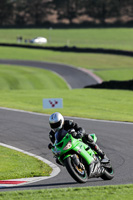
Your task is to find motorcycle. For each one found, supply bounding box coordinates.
[49,128,114,183]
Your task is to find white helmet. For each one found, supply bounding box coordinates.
[49,112,64,132]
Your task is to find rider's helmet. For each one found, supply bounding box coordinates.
[49,112,64,132]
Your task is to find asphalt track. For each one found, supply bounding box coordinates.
[0,108,133,192]
[0,59,98,89]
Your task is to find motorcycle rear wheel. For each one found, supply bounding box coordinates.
[101,165,114,180]
[64,156,88,183]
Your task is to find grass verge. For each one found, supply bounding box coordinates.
[0,89,133,122]
[0,145,52,180]
[0,184,133,200]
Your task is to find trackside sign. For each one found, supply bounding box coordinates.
[43,98,63,109]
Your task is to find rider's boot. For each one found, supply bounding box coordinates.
[83,133,109,162]
[88,161,104,178]
[94,144,109,162]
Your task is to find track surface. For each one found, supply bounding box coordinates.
[0,59,98,88]
[0,108,133,191]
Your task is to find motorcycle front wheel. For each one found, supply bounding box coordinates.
[64,156,88,183]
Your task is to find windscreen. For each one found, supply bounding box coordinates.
[55,129,68,143]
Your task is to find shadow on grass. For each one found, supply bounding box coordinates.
[1,43,133,57]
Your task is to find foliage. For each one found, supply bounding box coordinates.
[85,0,121,23]
[1,0,133,26]
[0,0,14,25]
[15,0,51,26]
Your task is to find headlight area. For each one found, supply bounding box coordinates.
[63,140,72,150]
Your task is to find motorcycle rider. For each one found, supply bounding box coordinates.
[48,112,107,177]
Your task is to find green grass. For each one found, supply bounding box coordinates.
[1,28,133,51]
[0,65,69,90]
[1,28,133,81]
[0,145,52,180]
[95,69,133,81]
[0,184,133,200]
[0,48,132,122]
[0,48,132,123]
[0,89,133,122]
[1,47,133,72]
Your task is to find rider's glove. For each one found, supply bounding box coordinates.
[76,130,83,138]
[68,129,77,137]
[48,143,53,149]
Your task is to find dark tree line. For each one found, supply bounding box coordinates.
[0,0,133,26]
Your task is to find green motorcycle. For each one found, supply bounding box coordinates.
[49,129,114,183]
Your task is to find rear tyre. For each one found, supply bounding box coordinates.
[101,165,114,180]
[64,156,88,183]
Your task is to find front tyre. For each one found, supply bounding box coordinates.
[64,156,88,183]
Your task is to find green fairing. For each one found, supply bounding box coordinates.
[52,132,96,165]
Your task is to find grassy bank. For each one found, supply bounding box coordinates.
[0,46,133,82]
[0,146,52,180]
[0,64,132,122]
[0,184,133,200]
[1,47,133,70]
[0,65,69,90]
[1,28,133,82]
